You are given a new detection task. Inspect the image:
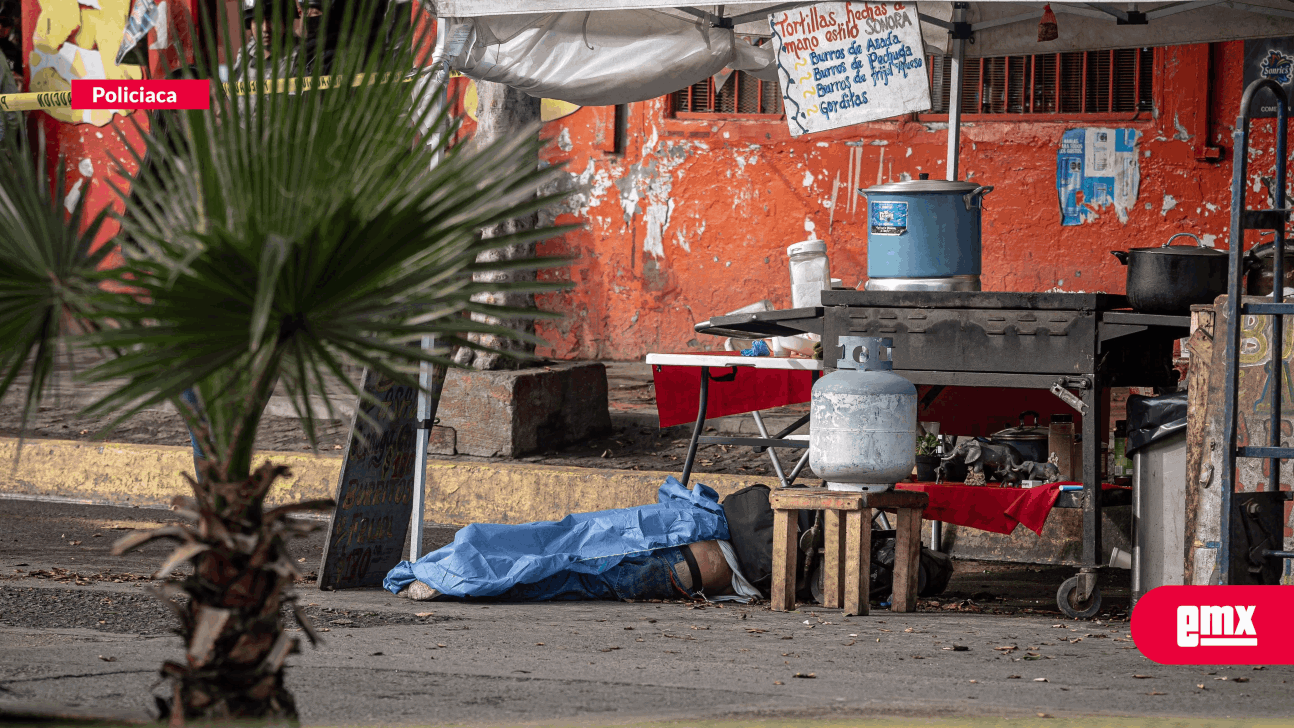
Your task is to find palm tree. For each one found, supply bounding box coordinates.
[0,2,569,722]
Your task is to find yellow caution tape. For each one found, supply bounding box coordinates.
[0,90,73,112]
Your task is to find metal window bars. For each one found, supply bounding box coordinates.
[927,49,1151,116]
[1220,78,1294,584]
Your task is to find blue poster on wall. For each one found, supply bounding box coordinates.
[1056,128,1141,226]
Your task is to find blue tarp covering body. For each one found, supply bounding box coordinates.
[383,477,729,598]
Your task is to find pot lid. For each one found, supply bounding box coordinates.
[991,425,1048,441]
[1129,232,1226,257]
[1130,244,1227,257]
[991,412,1048,441]
[862,179,983,194]
[1248,241,1292,259]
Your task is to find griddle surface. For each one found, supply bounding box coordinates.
[820,289,1129,311]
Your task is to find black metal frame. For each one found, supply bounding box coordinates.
[1220,79,1294,583]
[676,365,819,489]
[695,290,1189,606]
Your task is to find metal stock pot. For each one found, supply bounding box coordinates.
[859,175,993,283]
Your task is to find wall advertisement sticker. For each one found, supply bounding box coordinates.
[1056,128,1141,226]
[770,2,930,137]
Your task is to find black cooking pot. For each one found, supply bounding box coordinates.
[990,411,1050,464]
[1112,233,1228,315]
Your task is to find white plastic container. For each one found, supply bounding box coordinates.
[787,239,831,308]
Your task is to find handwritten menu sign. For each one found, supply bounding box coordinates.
[319,369,419,589]
[771,2,930,136]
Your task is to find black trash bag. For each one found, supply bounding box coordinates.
[721,484,813,598]
[871,538,955,599]
[1126,391,1188,455]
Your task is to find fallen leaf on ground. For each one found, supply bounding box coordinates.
[1034,678,1049,682]
[1253,666,1266,671]
[1146,692,1166,696]
[535,642,545,646]
[793,672,816,679]
[1007,675,1021,679]
[781,635,793,640]
[1133,675,1153,679]
[436,643,446,648]
[1234,677,1250,683]
[1196,684,1206,690]
[371,651,384,656]
[969,680,978,684]
[98,655,116,662]
[746,628,766,633]
[995,645,1018,651]
[415,612,434,618]
[599,646,621,652]
[943,645,970,651]
[1037,714,1052,719]
[773,681,784,685]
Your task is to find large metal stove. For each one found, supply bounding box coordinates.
[699,289,1191,616]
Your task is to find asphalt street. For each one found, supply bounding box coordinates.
[2,499,1291,726]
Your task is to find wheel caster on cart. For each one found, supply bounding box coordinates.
[1056,570,1102,619]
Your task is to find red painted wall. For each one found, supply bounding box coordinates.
[21,10,1289,364]
[525,42,1292,361]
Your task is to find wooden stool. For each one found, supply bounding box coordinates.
[769,489,929,616]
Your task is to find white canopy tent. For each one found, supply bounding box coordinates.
[422,1,1294,178]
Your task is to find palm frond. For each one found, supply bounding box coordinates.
[86,2,574,475]
[0,130,116,445]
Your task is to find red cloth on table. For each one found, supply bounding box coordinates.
[651,356,812,428]
[896,482,1126,535]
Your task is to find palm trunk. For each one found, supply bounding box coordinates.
[120,463,332,725]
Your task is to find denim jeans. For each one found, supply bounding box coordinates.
[479,547,690,602]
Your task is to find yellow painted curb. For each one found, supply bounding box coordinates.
[0,438,767,525]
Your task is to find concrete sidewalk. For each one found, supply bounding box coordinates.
[2,499,1291,726]
[4,581,1289,726]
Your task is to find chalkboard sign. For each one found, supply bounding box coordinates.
[319,369,420,589]
[771,2,930,136]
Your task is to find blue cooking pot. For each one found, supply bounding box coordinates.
[860,177,993,280]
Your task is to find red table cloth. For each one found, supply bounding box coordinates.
[896,482,1126,535]
[651,356,813,428]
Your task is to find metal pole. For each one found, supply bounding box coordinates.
[410,336,447,561]
[945,2,969,182]
[680,367,710,488]
[406,18,455,562]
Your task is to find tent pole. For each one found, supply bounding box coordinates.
[945,2,968,182]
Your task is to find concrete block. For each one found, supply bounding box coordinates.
[428,426,456,456]
[434,362,611,457]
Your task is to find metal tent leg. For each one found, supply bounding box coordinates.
[680,367,710,488]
